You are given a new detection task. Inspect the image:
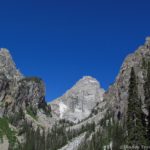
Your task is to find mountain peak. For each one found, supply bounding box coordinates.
[50,76,105,123]
[0,48,13,62]
[82,75,96,79]
[80,76,98,82]
[75,76,101,88]
[145,36,150,44]
[0,48,11,55]
[0,48,23,80]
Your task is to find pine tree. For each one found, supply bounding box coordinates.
[112,122,125,150]
[144,61,150,142]
[35,127,41,150]
[142,57,147,69]
[127,67,147,146]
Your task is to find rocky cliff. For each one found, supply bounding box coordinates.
[0,48,52,150]
[104,37,150,122]
[50,76,105,123]
[0,48,22,80]
[0,48,50,119]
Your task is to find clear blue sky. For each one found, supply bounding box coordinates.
[0,0,150,101]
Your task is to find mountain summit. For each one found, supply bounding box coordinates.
[0,48,22,80]
[51,76,105,123]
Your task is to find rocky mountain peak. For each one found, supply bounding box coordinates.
[0,48,23,80]
[78,76,98,82]
[0,48,11,56]
[50,76,105,123]
[145,36,150,46]
[75,76,101,87]
[68,76,103,97]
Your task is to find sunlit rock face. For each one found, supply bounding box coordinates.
[0,48,49,119]
[51,76,105,123]
[0,48,23,117]
[0,48,23,80]
[104,37,150,122]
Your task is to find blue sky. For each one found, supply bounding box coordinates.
[0,0,150,101]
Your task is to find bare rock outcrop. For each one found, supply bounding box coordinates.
[50,76,105,123]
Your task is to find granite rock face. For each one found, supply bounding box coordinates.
[0,48,53,149]
[51,76,105,123]
[0,48,22,80]
[104,37,150,122]
[0,48,50,119]
[0,48,23,117]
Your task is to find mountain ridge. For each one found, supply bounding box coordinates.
[0,37,150,149]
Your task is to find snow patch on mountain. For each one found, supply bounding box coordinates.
[59,102,68,119]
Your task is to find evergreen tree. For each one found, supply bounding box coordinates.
[21,122,46,150]
[127,67,147,146]
[112,122,125,150]
[144,61,150,142]
[142,57,147,69]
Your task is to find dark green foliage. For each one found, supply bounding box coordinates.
[46,121,96,150]
[69,122,95,140]
[0,118,17,148]
[144,61,150,106]
[102,116,125,149]
[46,124,67,150]
[142,57,147,69]
[38,98,52,117]
[91,108,98,115]
[147,106,150,141]
[19,119,96,150]
[8,108,25,126]
[78,116,125,150]
[59,119,74,126]
[26,106,37,120]
[21,122,45,150]
[144,61,150,142]
[21,77,43,84]
[127,67,147,146]
[111,122,125,150]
